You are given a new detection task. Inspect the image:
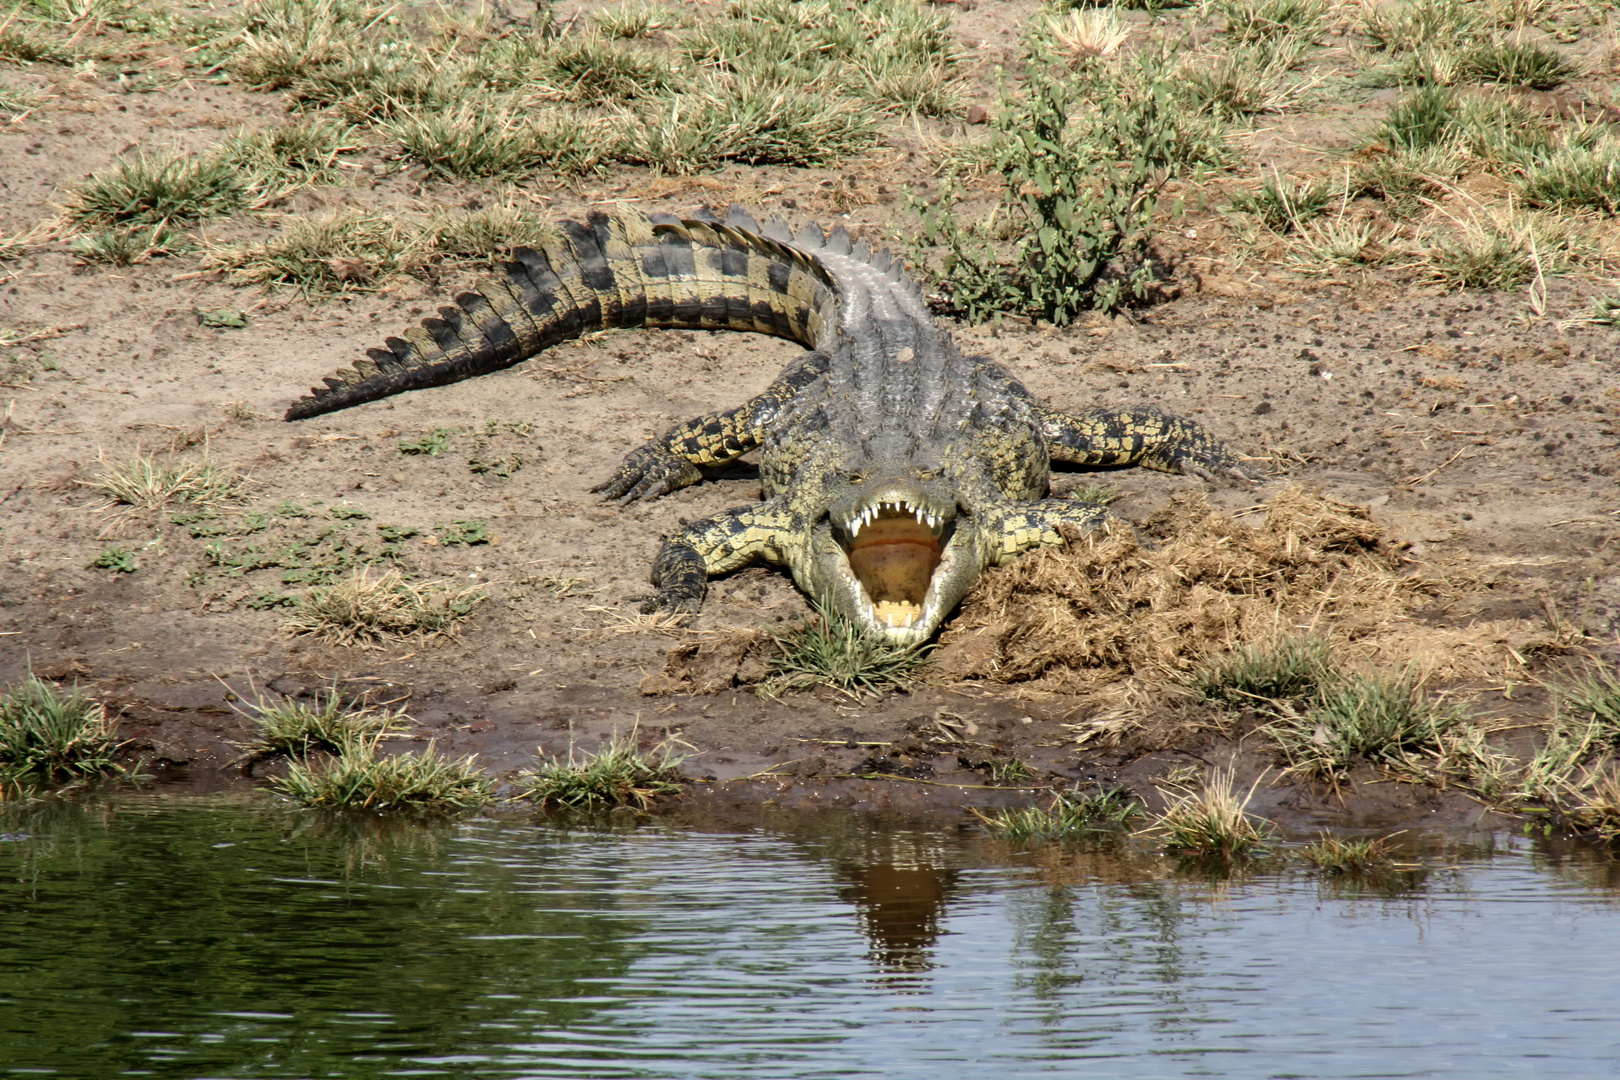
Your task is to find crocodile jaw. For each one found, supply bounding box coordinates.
[800,495,985,647]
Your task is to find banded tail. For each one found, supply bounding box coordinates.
[283,206,906,421]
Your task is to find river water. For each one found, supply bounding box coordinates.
[2,796,1618,1078]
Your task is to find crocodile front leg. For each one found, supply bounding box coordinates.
[640,500,794,614]
[595,350,830,502]
[1039,405,1257,482]
[987,498,1126,564]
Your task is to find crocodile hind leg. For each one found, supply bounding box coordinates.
[595,350,830,502]
[987,498,1127,564]
[1038,405,1257,481]
[640,500,793,613]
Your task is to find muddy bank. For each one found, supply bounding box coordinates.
[3,0,1619,829]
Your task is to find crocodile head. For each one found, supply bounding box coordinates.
[795,475,988,648]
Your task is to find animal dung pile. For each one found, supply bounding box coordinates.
[931,487,1552,691]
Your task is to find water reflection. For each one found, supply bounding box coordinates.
[832,861,960,973]
[4,799,1620,1080]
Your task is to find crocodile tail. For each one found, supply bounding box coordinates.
[283,206,843,421]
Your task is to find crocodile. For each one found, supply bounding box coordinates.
[285,206,1251,646]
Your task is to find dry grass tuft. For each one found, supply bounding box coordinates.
[283,568,486,646]
[83,451,249,511]
[940,489,1395,685]
[936,488,1548,697]
[1145,765,1272,859]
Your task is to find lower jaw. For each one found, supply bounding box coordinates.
[871,599,923,629]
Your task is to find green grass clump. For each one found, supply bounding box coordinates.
[0,674,120,787]
[1209,0,1330,45]
[69,222,188,266]
[761,605,931,697]
[1357,0,1483,53]
[67,152,248,226]
[232,684,410,760]
[386,104,616,180]
[1298,832,1396,873]
[1461,39,1576,90]
[628,77,882,173]
[0,18,76,64]
[530,33,687,104]
[1147,766,1271,859]
[1229,174,1336,233]
[1347,145,1460,212]
[422,207,556,266]
[288,50,458,119]
[1270,672,1462,779]
[1556,665,1620,734]
[282,568,486,647]
[212,120,360,193]
[272,736,492,814]
[1377,84,1461,152]
[84,452,249,510]
[1178,42,1307,120]
[200,209,417,294]
[1518,144,1620,215]
[230,0,381,91]
[593,2,692,39]
[974,787,1141,840]
[678,0,963,119]
[517,735,687,810]
[1187,636,1338,708]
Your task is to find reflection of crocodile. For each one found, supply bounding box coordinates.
[286,207,1250,644]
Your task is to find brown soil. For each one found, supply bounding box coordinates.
[1,2,1616,829]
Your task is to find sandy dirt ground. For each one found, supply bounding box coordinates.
[1,1,1616,826]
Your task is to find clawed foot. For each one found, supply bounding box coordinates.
[592,445,703,503]
[632,590,704,616]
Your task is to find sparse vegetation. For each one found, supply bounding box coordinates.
[272,735,493,814]
[0,77,41,118]
[517,734,687,810]
[761,604,931,697]
[1230,174,1337,233]
[282,568,486,646]
[974,787,1141,840]
[0,674,120,788]
[1269,672,1463,780]
[88,546,137,573]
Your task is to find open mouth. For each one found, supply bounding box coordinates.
[837,499,950,630]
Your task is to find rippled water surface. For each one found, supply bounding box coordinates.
[3,797,1620,1078]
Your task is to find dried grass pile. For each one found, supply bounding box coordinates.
[932,488,1542,691]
